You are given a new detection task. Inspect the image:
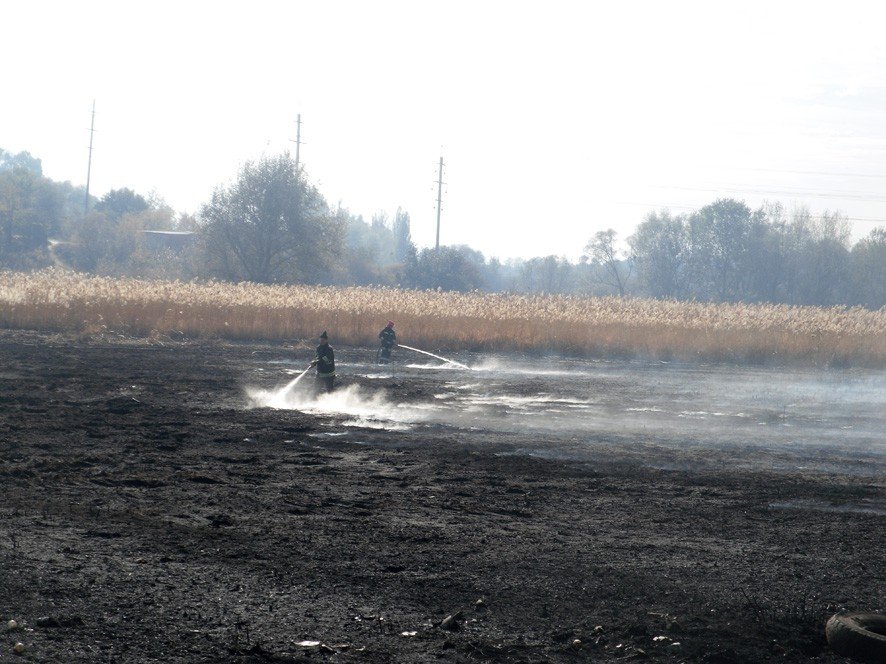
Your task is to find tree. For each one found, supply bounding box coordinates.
[778,208,851,306]
[64,211,108,272]
[0,149,42,176]
[0,148,77,265]
[513,256,575,294]
[805,211,852,306]
[342,211,384,285]
[584,229,632,296]
[413,245,485,291]
[391,208,418,285]
[629,210,688,298]
[0,167,55,261]
[200,153,340,284]
[685,199,757,301]
[743,201,790,303]
[176,212,200,232]
[850,227,885,309]
[483,256,505,292]
[64,204,180,276]
[392,208,417,265]
[95,188,150,221]
[44,179,90,240]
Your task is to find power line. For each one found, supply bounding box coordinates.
[615,200,886,224]
[731,167,886,179]
[651,183,886,204]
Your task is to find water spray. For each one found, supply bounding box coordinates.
[398,344,472,370]
[281,365,312,393]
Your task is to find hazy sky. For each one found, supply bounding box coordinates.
[5,1,886,258]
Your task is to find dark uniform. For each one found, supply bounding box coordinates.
[378,323,396,363]
[314,332,335,392]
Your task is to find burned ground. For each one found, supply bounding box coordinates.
[0,330,883,662]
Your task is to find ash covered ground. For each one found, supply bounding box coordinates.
[0,330,883,663]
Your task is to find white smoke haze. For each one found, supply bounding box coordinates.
[247,353,886,474]
[470,357,604,378]
[247,383,429,431]
[403,363,469,371]
[769,499,886,517]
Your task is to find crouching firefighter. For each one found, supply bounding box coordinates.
[378,320,396,364]
[311,331,335,392]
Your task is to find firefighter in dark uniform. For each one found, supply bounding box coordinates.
[311,331,335,392]
[378,320,396,364]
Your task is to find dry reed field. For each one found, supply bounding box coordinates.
[1,269,884,365]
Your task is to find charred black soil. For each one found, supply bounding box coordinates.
[0,330,883,663]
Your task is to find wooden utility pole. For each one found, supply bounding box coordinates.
[84,100,96,214]
[435,156,444,250]
[290,114,302,170]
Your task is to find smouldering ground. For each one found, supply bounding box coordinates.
[1,330,883,663]
[249,349,886,477]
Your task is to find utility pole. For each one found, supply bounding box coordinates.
[435,156,444,250]
[84,99,96,214]
[290,114,302,171]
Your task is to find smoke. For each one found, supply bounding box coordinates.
[247,382,429,431]
[470,357,602,377]
[247,354,886,474]
[769,499,886,517]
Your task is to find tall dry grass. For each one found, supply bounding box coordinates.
[1,269,884,366]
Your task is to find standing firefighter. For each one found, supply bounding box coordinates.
[378,320,397,364]
[311,331,336,392]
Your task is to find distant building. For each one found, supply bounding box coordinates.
[142,230,196,253]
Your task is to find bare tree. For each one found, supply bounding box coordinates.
[584,229,632,296]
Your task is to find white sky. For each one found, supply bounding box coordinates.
[5,0,886,259]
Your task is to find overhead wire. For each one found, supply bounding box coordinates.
[650,184,886,204]
[614,201,886,224]
[721,166,886,179]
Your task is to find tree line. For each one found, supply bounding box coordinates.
[1,148,883,308]
[627,200,884,309]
